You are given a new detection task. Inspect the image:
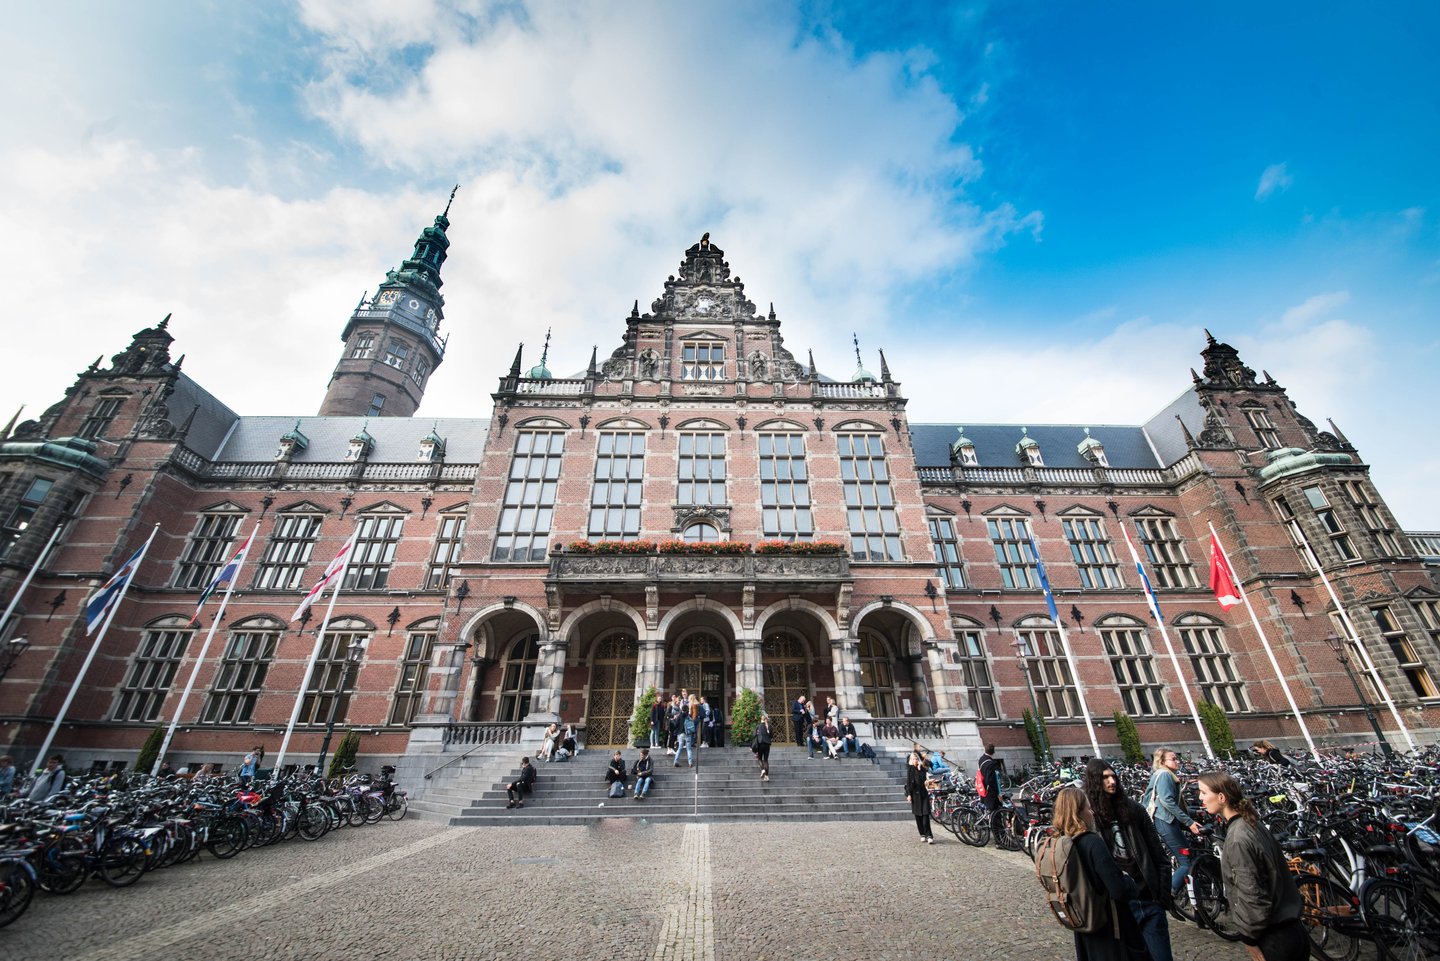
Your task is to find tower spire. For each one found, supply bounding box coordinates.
[443,184,459,218]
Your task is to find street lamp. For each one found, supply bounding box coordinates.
[0,636,29,681]
[317,638,367,774]
[1322,633,1392,756]
[1012,635,1052,763]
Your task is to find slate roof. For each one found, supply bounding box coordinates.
[1142,388,1207,468]
[169,373,240,458]
[213,416,490,463]
[909,423,1163,470]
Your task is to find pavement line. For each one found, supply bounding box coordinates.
[69,827,466,961]
[651,823,714,961]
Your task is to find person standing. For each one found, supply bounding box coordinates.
[27,754,67,802]
[1085,759,1175,961]
[648,694,665,749]
[1142,747,1203,901]
[238,745,262,786]
[1198,771,1306,961]
[675,712,696,767]
[697,697,712,750]
[753,712,773,781]
[906,751,935,844]
[1048,786,1152,961]
[632,747,654,799]
[791,694,807,746]
[978,742,1003,843]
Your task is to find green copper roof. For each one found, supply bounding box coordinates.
[1256,447,1353,484]
[0,435,109,480]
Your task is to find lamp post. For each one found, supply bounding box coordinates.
[0,636,29,681]
[1012,636,1052,763]
[1323,633,1392,756]
[317,638,366,774]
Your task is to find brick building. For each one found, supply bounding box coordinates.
[2,210,1437,779]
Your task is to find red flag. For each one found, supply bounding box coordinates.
[290,529,357,622]
[1208,533,1242,610]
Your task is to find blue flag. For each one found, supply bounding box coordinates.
[85,542,148,634]
[1026,535,1061,623]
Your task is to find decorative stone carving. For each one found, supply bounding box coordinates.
[638,348,659,379]
[682,384,724,396]
[673,505,731,531]
[601,357,626,379]
[748,350,768,380]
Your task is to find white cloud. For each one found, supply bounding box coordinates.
[1255,161,1292,200]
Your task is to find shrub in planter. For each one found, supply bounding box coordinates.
[1022,709,1051,763]
[730,688,762,747]
[134,724,165,775]
[630,685,658,746]
[656,540,751,555]
[328,729,361,777]
[1197,700,1237,757]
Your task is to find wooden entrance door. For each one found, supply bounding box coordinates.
[587,633,638,746]
[672,632,727,726]
[761,631,811,741]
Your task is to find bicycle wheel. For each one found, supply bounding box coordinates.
[37,834,88,894]
[298,805,331,841]
[385,793,408,822]
[96,835,147,888]
[206,816,248,859]
[1363,876,1440,961]
[361,794,385,825]
[994,809,1026,852]
[0,860,36,928]
[1294,874,1363,961]
[1191,856,1245,942]
[956,808,991,847]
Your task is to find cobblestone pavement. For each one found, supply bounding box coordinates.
[1,819,1250,961]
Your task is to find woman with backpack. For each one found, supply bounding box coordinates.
[1045,786,1152,961]
[1197,771,1306,961]
[1141,747,1202,900]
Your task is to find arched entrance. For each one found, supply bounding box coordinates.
[671,631,728,719]
[587,632,638,746]
[857,629,898,716]
[761,631,811,733]
[491,631,539,722]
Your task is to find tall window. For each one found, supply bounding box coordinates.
[955,627,998,719]
[497,633,540,721]
[252,514,321,590]
[367,394,386,417]
[1243,407,1281,448]
[1175,614,1250,713]
[1414,598,1440,655]
[1063,516,1122,589]
[299,621,369,725]
[389,624,437,725]
[678,433,726,505]
[1015,618,1081,718]
[114,619,191,722]
[1133,517,1197,588]
[493,431,563,562]
[78,397,123,439]
[202,619,280,724]
[412,358,429,385]
[759,433,813,540]
[928,516,965,590]
[1098,617,1167,716]
[350,333,374,359]
[986,515,1036,589]
[1339,480,1402,557]
[588,432,645,540]
[1303,486,1358,562]
[383,340,410,370]
[680,341,725,380]
[0,476,53,560]
[857,632,897,716]
[1370,606,1439,699]
[838,433,901,561]
[344,514,403,590]
[1273,496,1318,572]
[426,515,466,589]
[174,512,243,590]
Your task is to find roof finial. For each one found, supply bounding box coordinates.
[509,344,524,378]
[631,300,640,318]
[443,184,459,218]
[878,349,891,382]
[540,327,552,368]
[1203,328,1217,346]
[158,313,171,330]
[700,231,710,249]
[853,332,863,367]
[587,345,598,377]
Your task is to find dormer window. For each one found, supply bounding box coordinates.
[951,428,978,467]
[346,427,375,462]
[1243,407,1280,448]
[1077,428,1108,468]
[680,342,725,381]
[1016,428,1044,467]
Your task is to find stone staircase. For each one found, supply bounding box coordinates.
[407,743,916,827]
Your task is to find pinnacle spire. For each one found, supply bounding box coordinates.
[509,344,524,378]
[443,184,459,218]
[879,349,891,382]
[587,345,598,377]
[0,404,21,441]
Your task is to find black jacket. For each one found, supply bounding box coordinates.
[1071,832,1151,961]
[605,758,627,783]
[978,753,1001,810]
[905,763,930,817]
[1093,797,1173,906]
[1218,815,1303,940]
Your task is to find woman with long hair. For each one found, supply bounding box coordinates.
[1142,747,1201,899]
[1050,786,1152,961]
[905,751,935,844]
[752,712,773,781]
[1196,772,1305,961]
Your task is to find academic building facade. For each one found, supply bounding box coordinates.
[2,207,1438,778]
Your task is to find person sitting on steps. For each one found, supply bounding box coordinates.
[632,747,654,799]
[807,717,826,758]
[505,756,536,808]
[838,717,859,756]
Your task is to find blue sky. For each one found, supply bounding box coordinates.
[2,1,1437,525]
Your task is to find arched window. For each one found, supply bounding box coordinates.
[1014,616,1081,719]
[952,619,998,719]
[1174,614,1250,713]
[857,631,897,716]
[299,618,370,726]
[1096,616,1167,716]
[390,619,439,726]
[497,632,540,722]
[115,616,192,722]
[203,616,283,724]
[682,521,720,543]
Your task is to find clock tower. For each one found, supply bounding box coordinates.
[317,192,456,418]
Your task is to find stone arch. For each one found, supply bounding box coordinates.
[558,599,646,650]
[849,600,935,646]
[459,600,550,661]
[655,599,743,639]
[754,598,839,638]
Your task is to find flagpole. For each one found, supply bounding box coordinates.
[152,522,258,775]
[1121,527,1214,758]
[1208,523,1320,761]
[0,522,64,634]
[34,524,159,768]
[1292,532,1416,753]
[273,527,357,774]
[1027,535,1101,757]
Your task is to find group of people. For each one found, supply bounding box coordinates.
[604,747,656,800]
[0,752,67,802]
[648,689,722,763]
[536,723,580,763]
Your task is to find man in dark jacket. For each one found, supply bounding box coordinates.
[505,756,536,808]
[1085,758,1174,961]
[791,695,808,746]
[977,743,1002,842]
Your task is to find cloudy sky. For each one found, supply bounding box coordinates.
[4,2,1438,525]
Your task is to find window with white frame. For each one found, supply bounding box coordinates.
[1175,614,1250,713]
[383,340,410,370]
[1370,605,1439,699]
[351,332,375,359]
[344,514,404,590]
[1414,598,1440,654]
[928,516,965,590]
[838,433,901,561]
[412,357,429,386]
[426,514,466,589]
[986,515,1036,589]
[1273,496,1319,572]
[1339,480,1402,556]
[1243,407,1281,448]
[954,626,998,719]
[252,514,322,590]
[589,432,646,540]
[367,393,386,417]
[78,396,123,439]
[1132,516,1197,588]
[1015,617,1081,718]
[493,431,563,562]
[114,619,191,722]
[1062,516,1122,589]
[758,433,813,540]
[201,619,280,724]
[1303,486,1359,562]
[682,521,721,543]
[389,623,437,725]
[0,476,54,560]
[174,512,244,590]
[680,341,725,381]
[678,433,726,506]
[298,620,369,725]
[497,633,540,722]
[1098,617,1168,716]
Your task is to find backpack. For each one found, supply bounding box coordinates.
[684,716,696,736]
[975,768,988,798]
[1033,835,1112,934]
[858,743,876,761]
[608,780,625,798]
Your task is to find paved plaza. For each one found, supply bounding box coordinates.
[2,818,1250,961]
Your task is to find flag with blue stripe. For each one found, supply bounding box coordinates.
[1025,535,1061,623]
[190,527,255,625]
[85,543,147,634]
[1120,524,1165,624]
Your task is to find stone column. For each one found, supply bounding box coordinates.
[735,636,762,697]
[523,638,568,725]
[903,652,933,716]
[832,635,870,719]
[406,640,471,752]
[636,637,665,697]
[926,641,968,717]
